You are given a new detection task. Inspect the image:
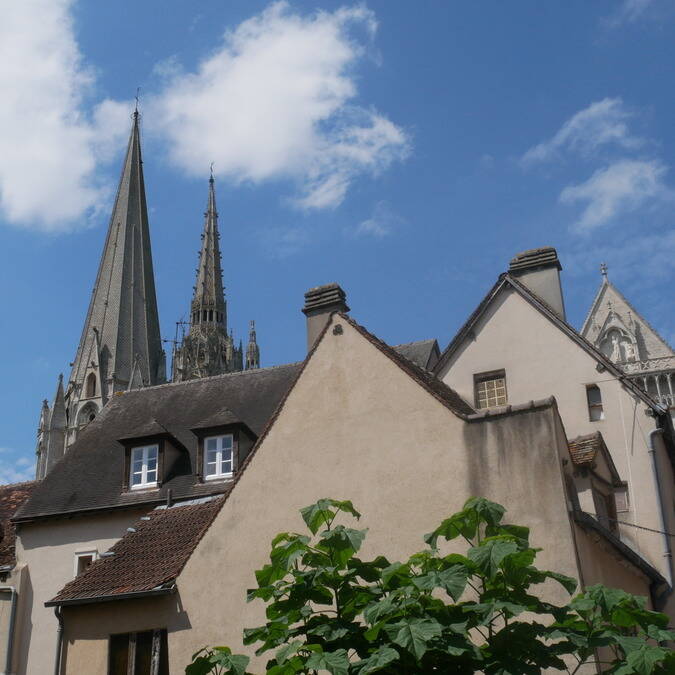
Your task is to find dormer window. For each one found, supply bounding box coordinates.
[204,434,233,480]
[130,445,158,489]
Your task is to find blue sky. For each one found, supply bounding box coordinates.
[1,0,674,481]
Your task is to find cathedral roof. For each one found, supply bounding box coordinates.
[15,363,301,522]
[393,339,441,371]
[581,276,674,361]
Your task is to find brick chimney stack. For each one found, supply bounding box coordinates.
[302,283,350,351]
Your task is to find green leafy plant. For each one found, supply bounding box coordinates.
[187,497,674,674]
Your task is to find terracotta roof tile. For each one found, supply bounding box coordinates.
[0,482,38,567]
[568,432,604,467]
[49,496,224,604]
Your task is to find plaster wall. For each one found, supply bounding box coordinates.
[60,316,581,673]
[438,287,675,585]
[15,508,147,675]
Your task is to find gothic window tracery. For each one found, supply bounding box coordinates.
[86,372,96,398]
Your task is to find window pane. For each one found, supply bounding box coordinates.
[146,457,157,471]
[206,461,217,476]
[587,386,601,405]
[146,469,157,483]
[132,473,143,486]
[206,438,218,452]
[221,435,233,450]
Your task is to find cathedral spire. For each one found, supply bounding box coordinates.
[246,320,260,370]
[66,111,165,436]
[190,173,226,330]
[36,375,67,479]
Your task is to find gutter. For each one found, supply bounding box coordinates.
[45,584,175,608]
[53,606,63,675]
[647,428,673,590]
[0,586,17,675]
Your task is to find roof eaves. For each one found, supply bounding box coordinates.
[572,510,668,587]
[465,397,557,422]
[46,585,176,608]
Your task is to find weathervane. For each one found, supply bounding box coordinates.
[600,262,608,278]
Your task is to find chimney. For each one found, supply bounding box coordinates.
[302,283,349,351]
[508,247,566,320]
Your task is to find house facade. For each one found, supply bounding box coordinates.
[434,247,675,616]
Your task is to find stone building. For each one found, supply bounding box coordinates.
[581,264,675,419]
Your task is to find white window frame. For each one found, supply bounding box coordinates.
[203,434,234,480]
[130,445,159,490]
[73,550,98,577]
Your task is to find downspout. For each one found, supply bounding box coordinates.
[53,606,63,675]
[0,586,17,675]
[648,428,673,590]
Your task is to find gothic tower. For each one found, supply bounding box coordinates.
[246,320,260,370]
[172,174,248,381]
[36,110,165,476]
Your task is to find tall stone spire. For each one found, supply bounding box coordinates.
[65,111,165,439]
[246,320,260,370]
[191,172,226,330]
[172,174,243,381]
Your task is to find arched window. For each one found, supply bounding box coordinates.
[77,402,98,426]
[86,372,96,398]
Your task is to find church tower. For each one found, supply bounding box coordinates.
[581,264,675,417]
[36,109,165,476]
[172,174,257,381]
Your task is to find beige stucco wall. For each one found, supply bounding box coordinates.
[437,287,675,591]
[15,508,148,675]
[60,315,583,674]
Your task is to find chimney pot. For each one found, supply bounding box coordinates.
[302,283,349,351]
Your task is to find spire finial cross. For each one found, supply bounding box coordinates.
[209,162,215,181]
[134,87,141,116]
[600,262,608,278]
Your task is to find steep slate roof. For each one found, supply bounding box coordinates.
[15,363,301,522]
[433,273,662,412]
[48,497,223,605]
[393,339,441,370]
[0,482,37,568]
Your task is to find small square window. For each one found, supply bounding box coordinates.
[74,550,97,577]
[586,385,604,422]
[130,445,159,489]
[203,434,234,480]
[474,371,507,409]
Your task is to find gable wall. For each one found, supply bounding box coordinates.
[60,315,581,673]
[438,286,675,590]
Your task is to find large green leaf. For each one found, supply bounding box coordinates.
[354,646,400,674]
[305,648,351,675]
[300,499,361,534]
[468,538,518,578]
[385,618,443,661]
[625,644,669,675]
[463,497,505,527]
[411,565,467,600]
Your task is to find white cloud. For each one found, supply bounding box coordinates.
[0,450,35,485]
[0,0,128,232]
[151,1,409,210]
[521,98,642,165]
[559,159,672,232]
[605,0,655,27]
[354,200,401,238]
